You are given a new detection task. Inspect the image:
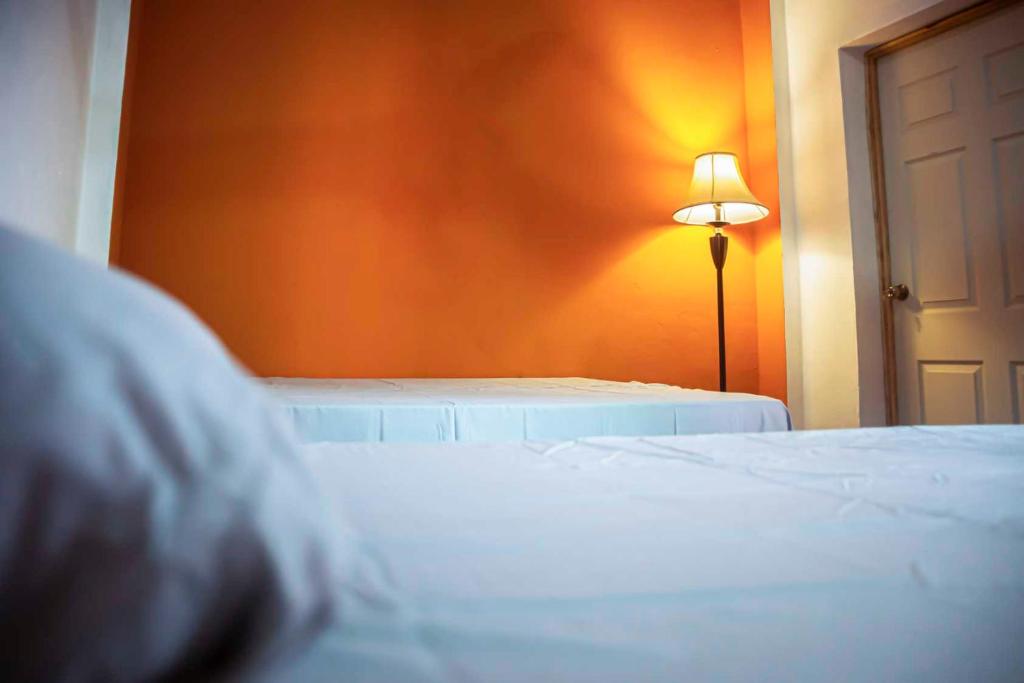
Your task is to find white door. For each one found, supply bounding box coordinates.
[878,2,1024,425]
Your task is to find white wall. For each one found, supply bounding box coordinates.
[0,0,130,261]
[771,0,976,428]
[75,0,131,263]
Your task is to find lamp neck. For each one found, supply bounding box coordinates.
[708,203,731,269]
[707,203,729,230]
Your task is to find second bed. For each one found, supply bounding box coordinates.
[261,377,792,443]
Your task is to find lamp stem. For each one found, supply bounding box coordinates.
[709,230,729,392]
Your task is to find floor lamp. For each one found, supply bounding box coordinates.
[673,152,768,392]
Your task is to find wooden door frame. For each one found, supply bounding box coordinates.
[864,0,1022,425]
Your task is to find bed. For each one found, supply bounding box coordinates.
[281,425,1024,682]
[261,377,791,443]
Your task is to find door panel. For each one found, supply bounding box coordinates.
[992,131,1024,306]
[1013,362,1024,423]
[905,149,973,306]
[899,68,957,127]
[918,361,984,424]
[984,41,1024,102]
[879,2,1024,425]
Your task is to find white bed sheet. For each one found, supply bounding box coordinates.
[261,377,791,443]
[282,425,1024,682]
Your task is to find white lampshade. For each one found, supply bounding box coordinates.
[673,152,768,226]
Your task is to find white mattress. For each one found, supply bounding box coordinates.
[281,425,1024,682]
[261,377,791,443]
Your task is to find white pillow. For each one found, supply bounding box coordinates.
[0,227,340,681]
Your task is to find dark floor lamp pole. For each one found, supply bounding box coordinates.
[709,229,728,392]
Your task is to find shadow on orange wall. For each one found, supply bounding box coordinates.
[113,0,783,398]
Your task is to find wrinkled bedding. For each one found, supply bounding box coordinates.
[283,425,1024,682]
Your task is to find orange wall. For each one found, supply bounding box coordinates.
[114,0,784,397]
[741,0,788,401]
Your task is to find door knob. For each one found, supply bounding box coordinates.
[885,283,910,301]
